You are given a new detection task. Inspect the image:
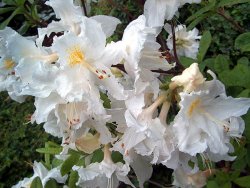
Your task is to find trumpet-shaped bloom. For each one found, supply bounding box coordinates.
[12,161,67,188]
[165,24,201,59]
[73,145,135,188]
[170,63,205,92]
[173,71,250,156]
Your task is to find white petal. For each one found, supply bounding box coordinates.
[91,15,121,38]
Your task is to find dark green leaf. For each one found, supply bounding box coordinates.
[91,149,104,163]
[111,151,124,163]
[218,0,250,7]
[36,147,62,155]
[30,177,43,188]
[179,56,195,68]
[219,64,250,89]
[206,181,219,188]
[187,12,214,30]
[61,153,81,176]
[197,31,212,63]
[0,7,15,14]
[68,170,79,188]
[233,176,250,187]
[214,55,231,73]
[0,7,24,29]
[235,32,250,52]
[186,0,216,22]
[45,179,58,188]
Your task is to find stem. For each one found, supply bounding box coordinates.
[111,64,182,75]
[170,20,184,71]
[216,8,245,33]
[81,0,88,16]
[159,101,170,124]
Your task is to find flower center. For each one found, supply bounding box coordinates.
[68,46,85,66]
[67,46,110,79]
[4,59,15,70]
[176,38,192,48]
[188,98,201,117]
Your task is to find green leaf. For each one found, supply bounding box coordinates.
[237,57,249,66]
[0,7,24,29]
[44,143,50,167]
[197,31,212,63]
[179,56,195,68]
[30,177,43,188]
[91,149,104,163]
[16,0,26,6]
[61,153,81,176]
[235,32,250,52]
[233,176,250,187]
[214,55,231,73]
[111,151,124,163]
[206,181,219,188]
[217,0,250,7]
[238,89,250,97]
[219,64,250,89]
[186,0,216,22]
[0,7,15,14]
[36,147,62,155]
[100,92,111,109]
[18,21,30,35]
[221,182,232,188]
[187,12,214,30]
[68,170,79,188]
[200,58,215,72]
[2,0,17,5]
[52,158,63,168]
[45,179,58,188]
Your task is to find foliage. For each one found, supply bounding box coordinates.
[0,93,55,188]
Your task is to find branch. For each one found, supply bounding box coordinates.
[216,8,245,33]
[81,0,88,16]
[112,64,182,75]
[170,20,184,71]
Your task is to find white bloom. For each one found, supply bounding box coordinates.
[120,15,173,97]
[12,161,67,188]
[73,145,135,188]
[37,0,120,47]
[50,18,127,101]
[170,63,206,92]
[165,24,201,59]
[173,71,250,156]
[173,167,215,188]
[144,0,201,27]
[113,94,177,169]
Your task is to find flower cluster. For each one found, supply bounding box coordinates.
[0,0,249,187]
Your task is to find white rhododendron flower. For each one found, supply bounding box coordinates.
[120,15,173,96]
[173,71,250,156]
[170,63,206,92]
[12,161,67,188]
[73,145,135,188]
[173,167,215,188]
[165,24,201,59]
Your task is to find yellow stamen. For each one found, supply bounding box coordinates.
[4,59,15,70]
[188,98,201,117]
[67,46,108,79]
[68,46,85,66]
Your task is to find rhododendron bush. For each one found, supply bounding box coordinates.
[1,0,250,187]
